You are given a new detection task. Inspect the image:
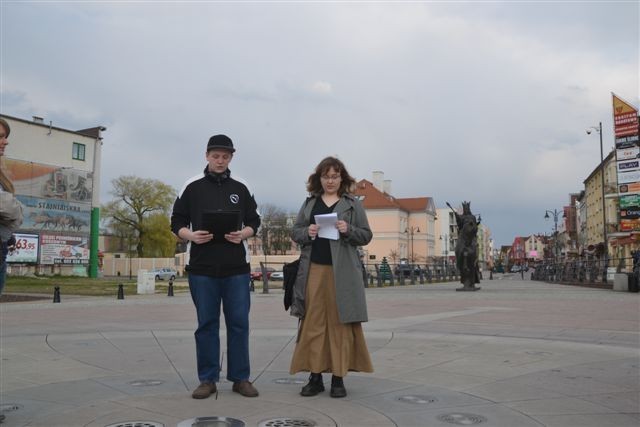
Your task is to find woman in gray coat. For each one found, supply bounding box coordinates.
[289,156,373,398]
[0,118,23,296]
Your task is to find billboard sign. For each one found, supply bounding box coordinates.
[617,170,640,184]
[40,234,89,265]
[613,94,640,236]
[617,160,640,172]
[619,182,640,193]
[17,195,91,234]
[620,219,640,231]
[617,146,640,161]
[5,233,39,263]
[613,94,639,140]
[620,194,640,208]
[620,208,640,219]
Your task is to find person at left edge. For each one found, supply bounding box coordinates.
[171,134,261,399]
[0,117,23,296]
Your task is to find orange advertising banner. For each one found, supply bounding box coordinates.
[620,219,640,232]
[612,93,639,138]
[619,182,640,193]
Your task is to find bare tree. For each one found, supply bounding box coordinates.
[259,203,293,255]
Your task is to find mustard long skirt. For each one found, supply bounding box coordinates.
[289,263,374,377]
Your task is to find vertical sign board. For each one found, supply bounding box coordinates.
[613,93,640,231]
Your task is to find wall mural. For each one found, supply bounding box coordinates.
[17,195,91,234]
[5,158,93,203]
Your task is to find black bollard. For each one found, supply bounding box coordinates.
[117,283,124,300]
[490,270,493,280]
[53,286,61,303]
[250,279,255,292]
[167,279,174,297]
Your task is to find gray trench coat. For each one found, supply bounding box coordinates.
[289,194,372,323]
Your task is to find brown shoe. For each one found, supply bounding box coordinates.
[232,380,259,397]
[192,382,217,399]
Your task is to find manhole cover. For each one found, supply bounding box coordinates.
[104,422,164,427]
[273,378,307,385]
[397,395,438,404]
[258,419,317,427]
[177,417,245,427]
[128,379,164,387]
[437,413,487,425]
[0,403,22,413]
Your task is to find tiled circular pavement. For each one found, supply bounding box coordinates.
[1,277,638,426]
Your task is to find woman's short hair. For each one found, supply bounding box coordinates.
[306,156,356,196]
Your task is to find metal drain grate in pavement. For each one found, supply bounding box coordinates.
[273,378,307,385]
[104,422,164,427]
[258,418,317,427]
[177,416,245,427]
[397,395,438,404]
[128,379,164,387]
[437,413,487,425]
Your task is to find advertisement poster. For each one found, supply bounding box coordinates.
[612,94,640,237]
[620,194,640,208]
[613,94,639,141]
[620,208,640,220]
[17,195,91,234]
[617,160,639,172]
[617,170,640,184]
[620,219,640,232]
[617,146,639,161]
[619,183,640,193]
[5,233,39,264]
[40,234,89,265]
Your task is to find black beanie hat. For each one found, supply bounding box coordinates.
[207,134,235,153]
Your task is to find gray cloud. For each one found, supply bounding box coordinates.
[1,1,638,245]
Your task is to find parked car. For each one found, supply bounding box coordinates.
[250,267,275,281]
[270,271,284,281]
[510,265,521,273]
[150,267,177,281]
[395,264,422,277]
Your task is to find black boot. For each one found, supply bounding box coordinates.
[300,373,324,396]
[330,375,347,398]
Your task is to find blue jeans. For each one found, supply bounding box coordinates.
[189,273,251,383]
[0,242,7,295]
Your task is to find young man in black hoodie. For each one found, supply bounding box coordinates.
[171,134,261,399]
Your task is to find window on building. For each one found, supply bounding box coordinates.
[72,142,86,161]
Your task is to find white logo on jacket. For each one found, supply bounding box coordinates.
[230,194,239,204]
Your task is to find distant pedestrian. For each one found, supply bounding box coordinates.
[289,156,374,398]
[0,118,23,296]
[171,134,261,399]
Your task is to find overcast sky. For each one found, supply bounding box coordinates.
[1,1,638,246]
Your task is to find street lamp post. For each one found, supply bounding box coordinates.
[261,225,269,294]
[439,233,449,264]
[544,209,563,262]
[440,233,449,277]
[587,122,608,283]
[405,226,420,264]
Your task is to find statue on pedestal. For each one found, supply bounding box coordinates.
[447,201,481,292]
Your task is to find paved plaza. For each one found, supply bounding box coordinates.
[1,276,639,427]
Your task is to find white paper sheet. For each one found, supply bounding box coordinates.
[314,212,339,240]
